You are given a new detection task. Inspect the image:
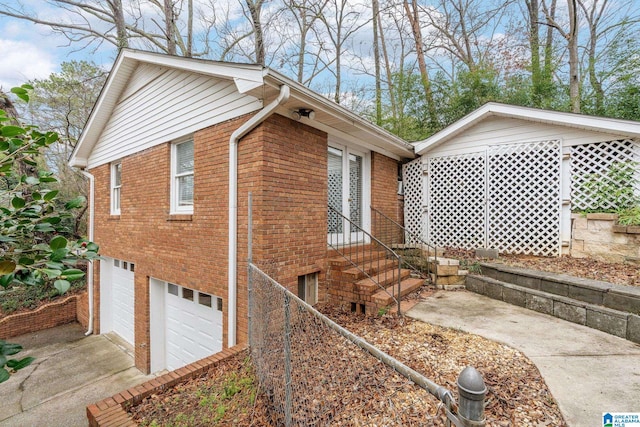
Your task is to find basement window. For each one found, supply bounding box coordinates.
[298,272,318,305]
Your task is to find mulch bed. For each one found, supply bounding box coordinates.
[443,248,640,287]
[130,307,566,426]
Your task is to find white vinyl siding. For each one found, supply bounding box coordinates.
[171,140,194,213]
[111,162,121,215]
[87,64,262,168]
[425,117,625,158]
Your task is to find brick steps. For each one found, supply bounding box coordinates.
[328,250,387,268]
[328,247,475,313]
[355,268,412,292]
[337,259,399,281]
[372,277,424,306]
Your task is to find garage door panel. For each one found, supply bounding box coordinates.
[109,259,135,345]
[165,284,222,371]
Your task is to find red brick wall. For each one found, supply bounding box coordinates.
[237,114,329,317]
[90,120,234,373]
[87,111,400,372]
[76,291,89,329]
[371,151,402,240]
[0,294,80,339]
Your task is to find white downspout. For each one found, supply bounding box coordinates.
[228,84,290,347]
[81,170,95,336]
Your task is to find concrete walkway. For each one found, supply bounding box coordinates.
[0,323,152,427]
[407,291,640,427]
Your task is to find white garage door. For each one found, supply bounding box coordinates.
[111,259,135,345]
[165,283,223,370]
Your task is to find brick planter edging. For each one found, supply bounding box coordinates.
[0,293,83,339]
[87,345,247,427]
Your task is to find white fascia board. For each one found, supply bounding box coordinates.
[415,102,640,155]
[234,77,264,94]
[121,49,264,82]
[263,71,415,158]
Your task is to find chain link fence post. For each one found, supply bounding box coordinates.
[283,292,293,427]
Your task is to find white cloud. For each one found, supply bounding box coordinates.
[0,39,55,90]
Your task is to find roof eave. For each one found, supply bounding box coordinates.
[263,70,415,158]
[414,102,640,156]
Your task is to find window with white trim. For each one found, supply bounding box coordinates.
[171,139,194,213]
[111,162,122,215]
[298,272,318,305]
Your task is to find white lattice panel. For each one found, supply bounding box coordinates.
[402,158,425,242]
[427,153,486,249]
[487,140,561,256]
[570,139,640,212]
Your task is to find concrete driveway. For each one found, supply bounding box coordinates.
[407,291,640,427]
[0,323,152,427]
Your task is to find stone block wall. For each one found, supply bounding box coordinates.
[571,213,640,263]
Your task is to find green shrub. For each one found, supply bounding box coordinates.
[617,205,640,226]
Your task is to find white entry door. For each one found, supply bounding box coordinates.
[165,283,223,370]
[328,145,369,244]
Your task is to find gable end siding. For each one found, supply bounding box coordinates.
[426,116,627,157]
[87,66,263,168]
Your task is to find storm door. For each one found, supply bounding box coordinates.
[328,145,367,244]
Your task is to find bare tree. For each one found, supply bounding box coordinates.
[245,0,265,64]
[319,0,370,103]
[0,0,212,57]
[403,0,436,126]
[372,0,382,123]
[281,0,329,83]
[576,0,640,115]
[420,0,511,72]
[542,0,580,112]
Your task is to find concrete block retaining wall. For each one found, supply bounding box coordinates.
[467,264,640,344]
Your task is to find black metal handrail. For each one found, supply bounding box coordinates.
[370,206,437,283]
[328,205,402,314]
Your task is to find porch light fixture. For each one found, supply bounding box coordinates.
[291,108,315,121]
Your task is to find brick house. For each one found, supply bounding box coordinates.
[69,49,415,373]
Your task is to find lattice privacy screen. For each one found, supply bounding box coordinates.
[402,158,425,242]
[427,152,486,249]
[487,140,561,256]
[570,139,640,212]
[425,140,561,256]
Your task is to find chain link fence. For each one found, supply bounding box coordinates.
[248,263,484,427]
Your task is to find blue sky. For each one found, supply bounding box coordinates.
[0,9,116,90]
